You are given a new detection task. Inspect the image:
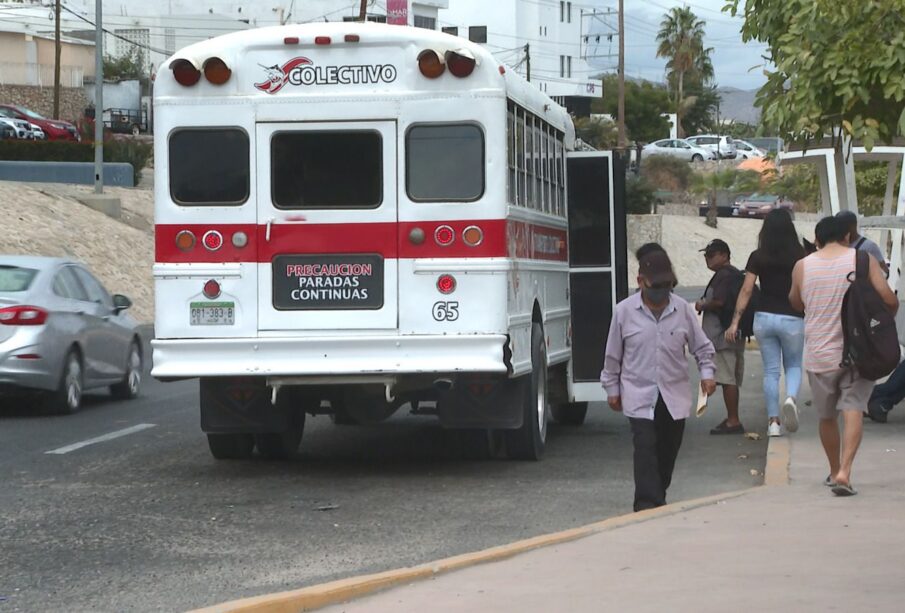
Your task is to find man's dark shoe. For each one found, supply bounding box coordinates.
[866,401,889,423]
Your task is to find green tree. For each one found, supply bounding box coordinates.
[592,75,671,144]
[573,116,618,150]
[656,7,712,137]
[691,169,762,228]
[768,165,821,212]
[103,48,147,81]
[726,0,905,150]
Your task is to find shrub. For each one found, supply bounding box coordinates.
[640,154,694,192]
[625,175,658,215]
[0,138,152,185]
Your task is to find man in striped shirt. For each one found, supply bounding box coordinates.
[789,216,897,496]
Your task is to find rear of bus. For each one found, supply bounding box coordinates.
[151,24,531,457]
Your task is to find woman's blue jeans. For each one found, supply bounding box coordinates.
[752,312,805,419]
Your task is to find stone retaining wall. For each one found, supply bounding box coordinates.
[0,84,88,123]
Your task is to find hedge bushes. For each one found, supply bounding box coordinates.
[0,138,152,185]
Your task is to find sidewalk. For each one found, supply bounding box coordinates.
[319,409,905,612]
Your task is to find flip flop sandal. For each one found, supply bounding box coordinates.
[823,476,837,487]
[710,420,744,435]
[831,483,857,497]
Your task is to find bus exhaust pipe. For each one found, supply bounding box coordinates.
[433,378,453,391]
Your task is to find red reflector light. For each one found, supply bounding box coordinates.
[417,49,445,79]
[202,230,223,251]
[315,36,331,45]
[175,230,196,252]
[284,36,300,45]
[345,34,360,43]
[445,50,477,78]
[14,354,42,360]
[0,305,48,326]
[203,279,221,300]
[437,275,457,294]
[171,59,201,86]
[203,57,231,85]
[434,225,455,246]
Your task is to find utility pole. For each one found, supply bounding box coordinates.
[94,0,104,194]
[617,0,626,149]
[53,0,61,119]
[359,0,367,22]
[525,43,530,82]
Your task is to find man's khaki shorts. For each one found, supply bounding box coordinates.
[714,348,745,386]
[807,368,875,419]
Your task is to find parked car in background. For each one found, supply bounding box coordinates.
[736,193,794,219]
[0,105,79,141]
[735,139,766,159]
[29,123,46,140]
[0,122,14,139]
[686,134,738,159]
[0,114,33,139]
[0,256,142,414]
[641,138,716,162]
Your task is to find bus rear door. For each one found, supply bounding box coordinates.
[255,121,399,331]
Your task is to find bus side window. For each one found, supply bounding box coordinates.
[169,128,249,206]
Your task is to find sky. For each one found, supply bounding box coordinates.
[584,0,770,90]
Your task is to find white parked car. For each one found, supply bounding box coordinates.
[734,139,766,159]
[686,134,737,159]
[0,115,32,139]
[29,123,46,140]
[641,138,716,162]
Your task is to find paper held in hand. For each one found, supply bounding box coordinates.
[695,385,708,417]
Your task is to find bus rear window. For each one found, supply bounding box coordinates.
[0,265,37,292]
[169,128,249,205]
[406,124,484,202]
[271,132,382,209]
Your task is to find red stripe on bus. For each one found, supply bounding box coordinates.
[155,220,567,263]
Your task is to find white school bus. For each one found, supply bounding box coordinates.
[151,22,628,461]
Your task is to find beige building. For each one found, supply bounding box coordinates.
[0,24,95,88]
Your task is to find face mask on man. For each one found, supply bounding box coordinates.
[642,285,671,306]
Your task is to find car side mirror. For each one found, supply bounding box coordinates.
[112,294,132,313]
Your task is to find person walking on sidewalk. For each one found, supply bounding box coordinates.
[867,360,905,422]
[601,250,717,512]
[789,216,898,496]
[836,210,889,275]
[724,208,805,437]
[695,239,745,435]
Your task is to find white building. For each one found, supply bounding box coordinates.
[439,0,603,115]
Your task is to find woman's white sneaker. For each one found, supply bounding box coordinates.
[768,422,782,437]
[782,397,799,433]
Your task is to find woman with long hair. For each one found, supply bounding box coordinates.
[725,208,806,437]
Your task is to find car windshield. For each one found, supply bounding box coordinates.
[13,106,45,120]
[0,265,38,292]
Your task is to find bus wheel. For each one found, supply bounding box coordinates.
[552,402,589,426]
[505,322,549,460]
[207,433,254,460]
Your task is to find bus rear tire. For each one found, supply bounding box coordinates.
[504,322,549,460]
[552,402,588,426]
[207,433,254,460]
[255,389,307,460]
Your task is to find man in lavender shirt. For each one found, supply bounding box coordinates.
[601,250,717,511]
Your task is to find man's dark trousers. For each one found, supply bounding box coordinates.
[628,394,686,512]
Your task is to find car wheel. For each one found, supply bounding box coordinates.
[692,154,703,162]
[110,341,141,400]
[46,350,83,415]
[504,322,549,460]
[207,433,255,460]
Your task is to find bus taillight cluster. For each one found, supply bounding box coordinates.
[171,57,232,87]
[417,49,477,79]
[176,230,248,253]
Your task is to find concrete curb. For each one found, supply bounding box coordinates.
[190,488,755,613]
[764,435,791,486]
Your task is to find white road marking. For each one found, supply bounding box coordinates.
[45,423,157,455]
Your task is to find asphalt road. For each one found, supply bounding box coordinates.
[0,354,769,612]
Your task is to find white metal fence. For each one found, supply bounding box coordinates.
[0,62,85,88]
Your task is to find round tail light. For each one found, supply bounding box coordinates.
[418,49,445,79]
[434,225,455,246]
[175,230,196,252]
[462,225,483,247]
[203,279,221,299]
[203,57,231,85]
[202,230,223,251]
[445,50,476,78]
[171,59,201,86]
[437,274,457,294]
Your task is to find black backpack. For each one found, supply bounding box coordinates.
[840,250,900,380]
[705,268,759,340]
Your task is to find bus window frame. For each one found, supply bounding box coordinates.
[168,126,250,207]
[404,122,486,203]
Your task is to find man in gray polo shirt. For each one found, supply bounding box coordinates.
[836,210,888,275]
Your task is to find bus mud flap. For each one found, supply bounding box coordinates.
[436,376,524,429]
[200,377,291,434]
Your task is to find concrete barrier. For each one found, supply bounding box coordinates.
[0,160,134,187]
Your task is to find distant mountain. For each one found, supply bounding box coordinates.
[716,87,760,125]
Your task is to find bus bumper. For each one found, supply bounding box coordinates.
[151,334,509,379]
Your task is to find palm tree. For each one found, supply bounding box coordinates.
[656,7,710,137]
[691,169,762,228]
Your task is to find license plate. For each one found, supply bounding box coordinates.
[190,301,235,325]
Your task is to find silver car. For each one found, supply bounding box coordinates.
[686,134,738,160]
[0,115,32,139]
[641,138,715,162]
[0,256,142,413]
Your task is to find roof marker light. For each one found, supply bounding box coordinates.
[315,36,331,45]
[345,34,360,43]
[417,49,445,79]
[284,36,300,44]
[445,49,477,78]
[171,59,201,86]
[203,57,231,85]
